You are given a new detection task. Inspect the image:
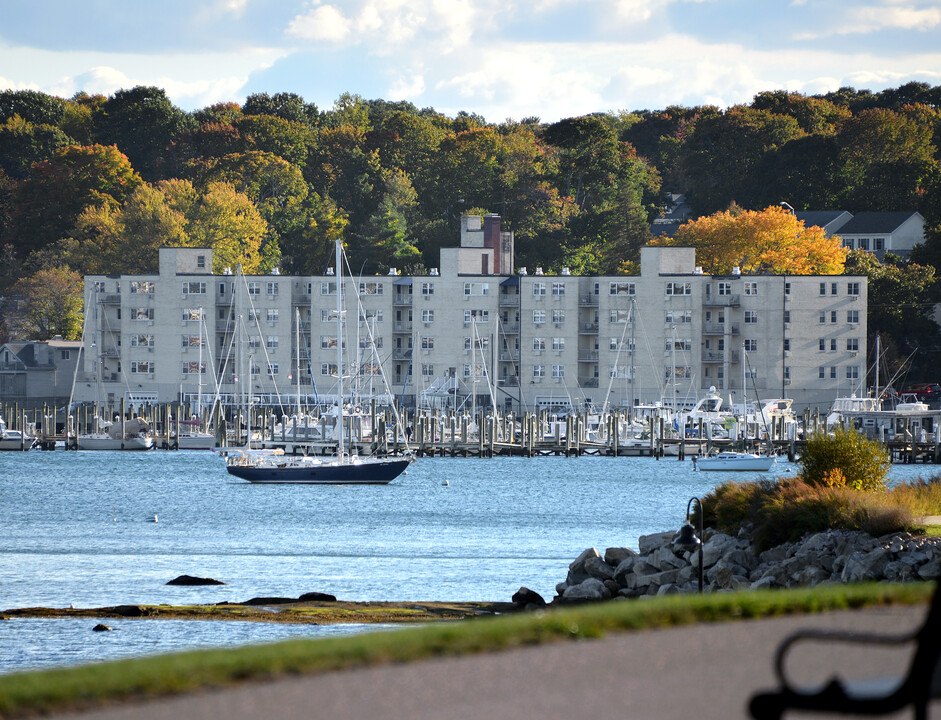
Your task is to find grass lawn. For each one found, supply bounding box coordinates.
[0,582,933,718]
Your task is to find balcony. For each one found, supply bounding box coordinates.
[702,322,740,335]
[393,349,413,360]
[392,322,413,333]
[578,377,600,389]
[703,292,740,307]
[499,322,520,334]
[580,322,599,334]
[393,294,413,307]
[578,351,599,362]
[499,293,520,307]
[701,350,740,363]
[499,351,520,362]
[579,294,599,307]
[499,377,519,387]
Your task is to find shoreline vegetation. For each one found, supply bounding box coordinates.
[0,584,934,718]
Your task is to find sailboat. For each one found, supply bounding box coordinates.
[175,308,216,450]
[224,240,413,484]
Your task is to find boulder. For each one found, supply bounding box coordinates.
[92,624,113,632]
[841,548,891,583]
[569,548,601,574]
[298,592,337,602]
[584,556,616,581]
[613,556,637,585]
[113,605,150,617]
[604,547,636,566]
[512,587,546,608]
[638,532,674,556]
[167,575,225,586]
[562,578,609,601]
[242,597,297,606]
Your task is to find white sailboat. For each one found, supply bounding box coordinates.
[224,240,413,484]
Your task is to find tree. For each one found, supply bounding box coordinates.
[3,144,143,260]
[234,114,315,169]
[186,182,274,274]
[94,86,192,180]
[12,266,84,340]
[799,427,890,492]
[243,92,320,128]
[0,90,66,126]
[277,192,348,276]
[653,205,846,275]
[0,115,73,179]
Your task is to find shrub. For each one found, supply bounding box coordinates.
[799,427,890,492]
[887,475,941,517]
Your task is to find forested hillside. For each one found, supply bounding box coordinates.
[1,82,940,369]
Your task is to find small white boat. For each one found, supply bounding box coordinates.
[694,451,776,471]
[0,415,37,451]
[77,417,154,451]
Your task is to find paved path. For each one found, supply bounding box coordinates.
[57,604,932,720]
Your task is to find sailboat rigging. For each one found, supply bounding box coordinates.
[224,240,413,484]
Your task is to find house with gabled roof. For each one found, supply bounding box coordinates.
[834,211,925,259]
[0,337,81,409]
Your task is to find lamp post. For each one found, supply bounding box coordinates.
[673,496,704,593]
[779,201,796,215]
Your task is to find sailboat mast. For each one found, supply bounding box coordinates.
[335,240,344,459]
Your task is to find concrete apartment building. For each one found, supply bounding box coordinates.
[78,214,868,415]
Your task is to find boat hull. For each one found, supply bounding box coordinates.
[695,454,775,471]
[0,434,36,451]
[77,435,154,451]
[226,457,411,484]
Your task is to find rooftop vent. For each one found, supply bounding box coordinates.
[732,266,741,275]
[388,267,398,276]
[535,267,544,275]
[519,267,527,275]
[430,268,439,276]
[561,267,571,276]
[326,267,334,276]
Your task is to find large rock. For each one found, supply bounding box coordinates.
[584,555,616,581]
[613,556,637,585]
[298,591,337,602]
[562,578,610,601]
[512,587,546,608]
[167,575,225,586]
[604,547,636,566]
[638,532,674,556]
[841,548,891,583]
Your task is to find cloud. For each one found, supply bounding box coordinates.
[388,72,426,99]
[286,4,353,43]
[844,2,941,33]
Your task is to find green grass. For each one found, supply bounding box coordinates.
[0,583,933,718]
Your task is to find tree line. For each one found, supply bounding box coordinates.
[1,82,939,380]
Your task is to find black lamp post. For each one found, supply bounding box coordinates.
[673,496,704,593]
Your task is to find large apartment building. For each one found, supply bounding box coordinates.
[79,214,868,415]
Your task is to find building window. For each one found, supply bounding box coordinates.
[552,309,565,324]
[533,337,546,351]
[321,336,337,349]
[847,282,860,296]
[784,310,791,324]
[533,310,546,325]
[464,282,489,296]
[421,309,434,323]
[665,310,693,324]
[609,282,635,295]
[784,282,791,295]
[321,363,338,375]
[94,281,106,292]
[464,309,489,324]
[744,282,757,296]
[859,238,869,250]
[848,310,860,324]
[421,363,434,377]
[551,282,565,296]
[830,366,837,379]
[130,334,154,347]
[875,238,884,251]
[266,281,279,297]
[182,361,206,375]
[830,338,837,351]
[266,336,279,349]
[267,309,279,322]
[819,339,826,352]
[831,282,838,295]
[132,308,155,321]
[551,364,565,378]
[533,282,546,296]
[131,361,154,374]
[846,366,859,380]
[666,282,692,296]
[182,335,203,348]
[744,339,757,352]
[819,283,826,295]
[783,339,790,352]
[718,282,732,296]
[533,365,545,378]
[182,308,202,322]
[321,282,337,295]
[248,282,260,296]
[359,281,382,295]
[248,335,261,349]
[784,366,790,380]
[267,363,278,376]
[131,281,155,294]
[610,309,632,323]
[819,366,826,379]
[552,337,565,351]
[819,312,827,324]
[197,255,206,269]
[847,338,859,351]
[744,311,758,324]
[830,311,838,323]
[421,282,434,296]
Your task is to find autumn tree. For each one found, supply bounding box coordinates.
[3,144,143,260]
[12,266,84,340]
[653,205,846,275]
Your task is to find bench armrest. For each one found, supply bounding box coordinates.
[775,628,918,690]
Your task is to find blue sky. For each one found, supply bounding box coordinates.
[1,0,940,122]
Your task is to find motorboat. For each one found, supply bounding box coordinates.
[0,415,37,450]
[694,451,776,471]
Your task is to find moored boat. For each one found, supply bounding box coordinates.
[0,415,37,450]
[694,451,776,471]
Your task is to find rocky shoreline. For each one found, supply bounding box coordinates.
[519,526,941,607]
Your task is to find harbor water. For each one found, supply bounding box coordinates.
[0,451,936,674]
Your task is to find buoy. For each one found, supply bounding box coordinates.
[442,479,449,486]
[148,514,158,523]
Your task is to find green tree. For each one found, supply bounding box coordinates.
[0,115,73,179]
[0,89,66,126]
[243,92,320,128]
[799,427,890,492]
[94,86,193,180]
[234,114,314,168]
[12,266,84,340]
[277,192,348,276]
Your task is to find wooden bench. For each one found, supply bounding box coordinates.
[750,584,941,720]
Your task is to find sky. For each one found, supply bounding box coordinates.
[1,0,940,123]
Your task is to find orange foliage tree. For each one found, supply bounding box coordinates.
[652,205,846,275]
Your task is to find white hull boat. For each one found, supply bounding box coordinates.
[694,451,776,471]
[78,433,154,451]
